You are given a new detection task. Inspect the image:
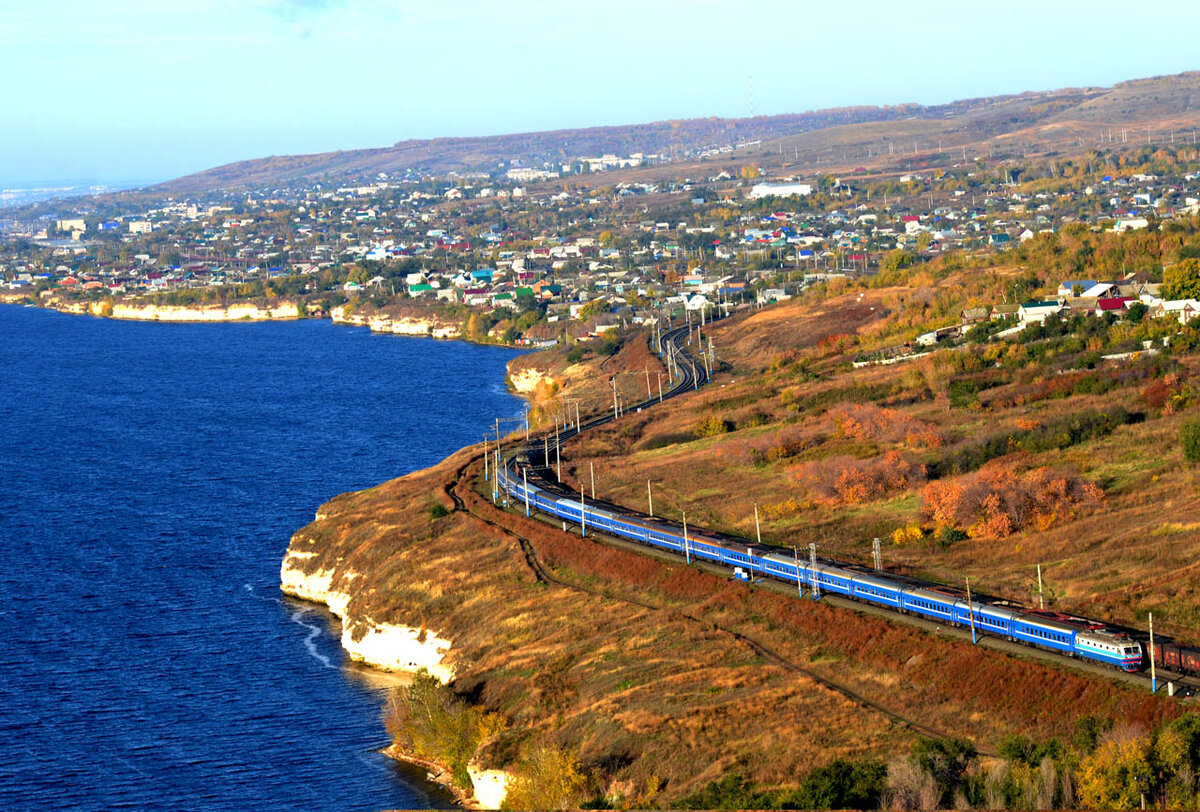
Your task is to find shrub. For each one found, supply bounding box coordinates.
[502,743,589,810]
[693,414,731,439]
[565,345,587,364]
[1183,418,1200,463]
[797,450,926,506]
[429,502,451,519]
[831,403,943,448]
[922,463,1105,538]
[385,672,505,789]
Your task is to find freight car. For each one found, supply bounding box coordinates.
[1153,641,1200,676]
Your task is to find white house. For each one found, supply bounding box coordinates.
[1018,301,1065,324]
[749,182,813,199]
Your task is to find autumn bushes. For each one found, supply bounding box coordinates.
[831,402,944,448]
[797,450,926,506]
[921,463,1105,539]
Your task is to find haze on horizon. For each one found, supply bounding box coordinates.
[6,0,1199,189]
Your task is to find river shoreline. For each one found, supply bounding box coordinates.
[1,295,534,351]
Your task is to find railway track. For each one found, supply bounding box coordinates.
[487,320,1200,698]
[445,437,975,747]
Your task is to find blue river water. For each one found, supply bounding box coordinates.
[0,306,525,810]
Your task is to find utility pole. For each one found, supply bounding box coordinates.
[483,436,489,481]
[644,368,652,400]
[754,502,761,545]
[1037,564,1045,610]
[522,466,529,517]
[580,482,586,537]
[647,481,654,517]
[1149,612,1157,694]
[590,460,595,499]
[555,436,561,481]
[658,373,664,403]
[966,577,977,644]
[872,537,882,571]
[683,510,690,564]
[793,547,803,598]
[809,543,820,600]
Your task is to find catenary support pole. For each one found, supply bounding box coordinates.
[683,510,689,565]
[1037,563,1045,610]
[523,467,529,517]
[966,577,977,644]
[1150,612,1157,694]
[590,460,595,500]
[754,502,761,545]
[794,546,803,598]
[647,481,654,517]
[810,543,820,600]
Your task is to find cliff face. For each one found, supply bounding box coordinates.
[280,550,455,681]
[45,298,302,322]
[331,304,462,339]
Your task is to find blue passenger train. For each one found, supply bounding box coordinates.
[496,466,1144,672]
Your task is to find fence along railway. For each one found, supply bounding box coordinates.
[489,318,1199,696]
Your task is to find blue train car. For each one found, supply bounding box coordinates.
[760,552,804,584]
[1011,616,1076,653]
[811,564,853,596]
[900,587,958,622]
[849,573,903,608]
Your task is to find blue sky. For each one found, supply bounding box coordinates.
[4,0,1199,186]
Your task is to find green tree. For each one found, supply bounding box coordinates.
[501,744,588,810]
[788,758,886,810]
[1077,734,1154,809]
[384,672,505,789]
[1182,417,1200,463]
[1163,258,1200,300]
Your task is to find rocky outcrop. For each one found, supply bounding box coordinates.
[47,299,302,321]
[508,366,554,394]
[279,549,455,682]
[331,305,462,339]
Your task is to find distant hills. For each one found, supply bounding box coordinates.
[154,72,1200,195]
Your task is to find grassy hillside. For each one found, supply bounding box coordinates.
[285,244,1200,803]
[157,73,1200,194]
